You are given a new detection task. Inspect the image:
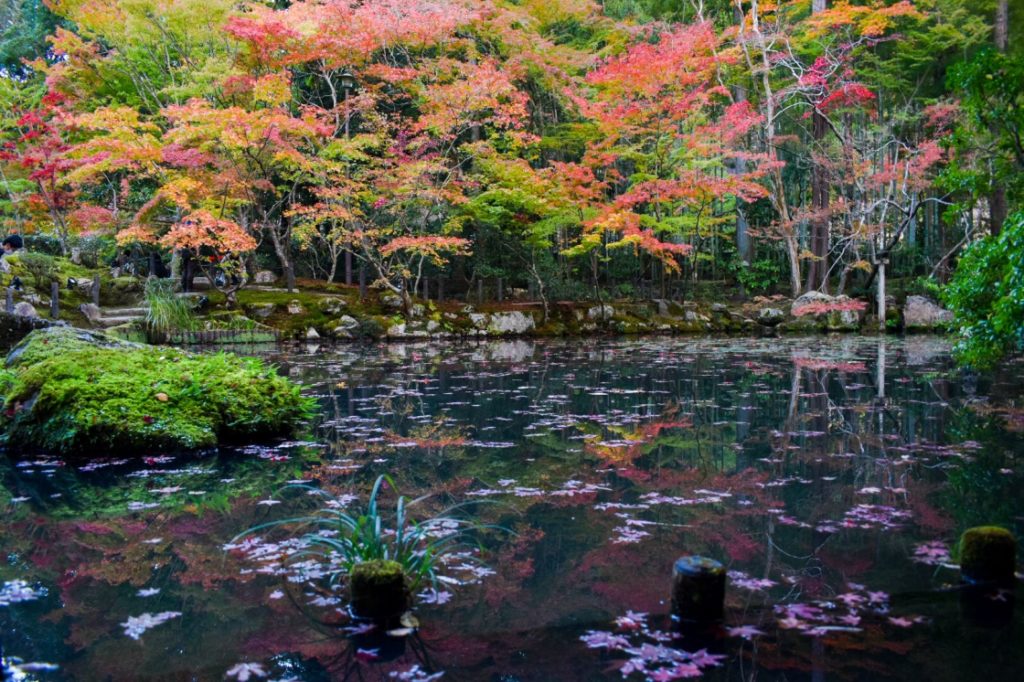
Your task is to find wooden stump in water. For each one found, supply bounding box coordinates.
[960,526,1016,586]
[350,560,409,624]
[671,556,725,624]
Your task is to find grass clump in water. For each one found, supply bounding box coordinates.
[243,475,491,595]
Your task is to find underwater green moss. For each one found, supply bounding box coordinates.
[0,327,314,454]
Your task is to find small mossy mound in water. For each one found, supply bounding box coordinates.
[958,526,1017,585]
[0,327,313,454]
[350,559,409,623]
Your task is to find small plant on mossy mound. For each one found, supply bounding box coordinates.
[0,328,315,454]
[241,475,492,595]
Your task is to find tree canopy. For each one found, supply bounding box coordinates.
[0,0,1020,361]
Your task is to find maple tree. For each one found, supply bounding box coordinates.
[562,21,768,296]
[0,0,1017,364]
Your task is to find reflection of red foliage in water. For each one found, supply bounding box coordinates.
[584,419,693,467]
[908,486,954,533]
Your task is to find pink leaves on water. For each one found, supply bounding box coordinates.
[727,570,776,592]
[580,611,724,679]
[773,582,926,637]
[726,625,765,640]
[912,540,954,567]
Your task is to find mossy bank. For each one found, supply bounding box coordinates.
[0,327,313,455]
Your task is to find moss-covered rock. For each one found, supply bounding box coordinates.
[0,327,313,455]
[350,559,410,623]
[958,526,1017,585]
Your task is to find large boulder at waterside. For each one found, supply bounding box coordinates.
[903,295,953,331]
[788,292,864,331]
[487,311,535,335]
[0,327,312,455]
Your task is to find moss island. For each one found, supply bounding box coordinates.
[0,327,312,455]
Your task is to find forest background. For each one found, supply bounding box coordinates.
[0,0,1022,366]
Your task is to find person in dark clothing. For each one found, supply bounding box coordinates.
[2,234,23,255]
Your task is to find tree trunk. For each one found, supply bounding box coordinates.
[804,0,830,292]
[785,234,801,297]
[990,0,1009,236]
[996,0,1008,51]
[805,108,830,292]
[269,224,296,291]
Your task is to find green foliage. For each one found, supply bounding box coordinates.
[0,0,58,77]
[906,275,943,299]
[144,277,195,336]
[0,327,314,453]
[13,251,59,289]
[946,46,1024,202]
[72,235,118,269]
[944,211,1024,368]
[734,258,784,295]
[244,474,488,592]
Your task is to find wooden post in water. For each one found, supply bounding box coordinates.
[959,526,1016,626]
[671,556,725,624]
[50,281,59,319]
[91,278,100,306]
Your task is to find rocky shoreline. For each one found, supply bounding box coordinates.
[237,289,955,343]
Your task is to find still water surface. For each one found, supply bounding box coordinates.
[1,336,1022,681]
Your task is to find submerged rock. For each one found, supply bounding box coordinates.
[0,327,311,455]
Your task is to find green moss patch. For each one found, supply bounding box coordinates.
[958,525,1017,585]
[0,327,314,455]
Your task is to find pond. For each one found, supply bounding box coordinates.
[1,336,1022,681]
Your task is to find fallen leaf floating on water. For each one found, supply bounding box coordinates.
[226,662,267,681]
[726,625,766,640]
[0,580,48,606]
[121,611,181,640]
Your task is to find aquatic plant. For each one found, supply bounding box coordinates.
[243,475,489,593]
